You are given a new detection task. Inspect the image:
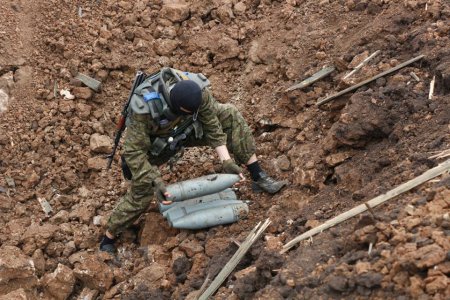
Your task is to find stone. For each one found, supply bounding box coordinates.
[72,87,93,100]
[41,264,76,300]
[234,2,247,15]
[355,261,371,274]
[414,244,446,269]
[0,246,37,295]
[179,239,204,258]
[50,210,70,224]
[77,288,99,300]
[327,275,348,292]
[0,288,29,300]
[76,103,92,120]
[131,263,165,287]
[161,1,190,23]
[325,152,352,167]
[354,272,382,288]
[87,157,105,171]
[154,39,179,56]
[89,133,112,154]
[275,155,291,171]
[424,274,448,294]
[74,255,114,292]
[21,223,59,255]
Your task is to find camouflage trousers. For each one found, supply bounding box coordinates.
[107,103,256,236]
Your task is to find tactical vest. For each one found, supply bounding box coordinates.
[128,67,210,157]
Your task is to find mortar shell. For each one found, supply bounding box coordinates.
[169,202,249,230]
[159,188,237,214]
[166,174,240,202]
[165,199,244,222]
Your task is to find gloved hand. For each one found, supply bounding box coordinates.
[154,178,171,203]
[222,159,243,175]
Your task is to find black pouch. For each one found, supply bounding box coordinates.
[121,155,133,180]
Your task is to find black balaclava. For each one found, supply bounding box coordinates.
[169,80,202,116]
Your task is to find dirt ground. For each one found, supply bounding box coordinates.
[0,0,449,299]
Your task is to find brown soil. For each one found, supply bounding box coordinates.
[0,0,449,299]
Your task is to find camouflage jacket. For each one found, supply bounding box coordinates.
[123,88,227,183]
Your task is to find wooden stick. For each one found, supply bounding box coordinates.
[285,66,335,92]
[198,219,271,300]
[195,274,210,300]
[429,149,450,159]
[317,54,425,106]
[410,72,420,82]
[343,50,380,80]
[429,76,435,100]
[281,159,450,253]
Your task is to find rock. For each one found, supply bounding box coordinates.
[131,263,165,287]
[275,155,291,171]
[327,275,348,292]
[76,103,92,120]
[216,5,234,24]
[414,244,446,269]
[0,288,29,300]
[234,2,247,15]
[41,264,76,300]
[354,271,382,288]
[140,212,179,246]
[172,256,191,277]
[154,39,179,56]
[74,256,113,292]
[69,205,95,224]
[21,223,59,255]
[77,288,99,300]
[50,210,70,224]
[87,157,105,171]
[323,93,395,150]
[424,274,448,294]
[31,249,46,276]
[161,1,190,23]
[325,152,352,167]
[0,246,37,295]
[0,194,12,211]
[89,133,112,154]
[213,36,240,62]
[179,239,204,258]
[355,261,371,274]
[58,100,75,113]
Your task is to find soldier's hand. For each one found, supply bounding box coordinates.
[222,159,245,181]
[154,178,172,205]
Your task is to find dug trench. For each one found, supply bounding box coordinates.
[0,0,449,299]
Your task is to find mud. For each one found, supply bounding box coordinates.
[0,0,449,299]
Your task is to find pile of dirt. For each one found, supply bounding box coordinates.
[0,0,448,299]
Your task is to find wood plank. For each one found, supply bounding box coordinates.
[316,55,425,106]
[285,66,335,92]
[281,158,450,253]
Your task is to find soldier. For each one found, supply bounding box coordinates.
[100,68,286,253]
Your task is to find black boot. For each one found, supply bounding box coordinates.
[99,235,116,254]
[252,172,287,194]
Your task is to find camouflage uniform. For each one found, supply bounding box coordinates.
[107,88,255,236]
